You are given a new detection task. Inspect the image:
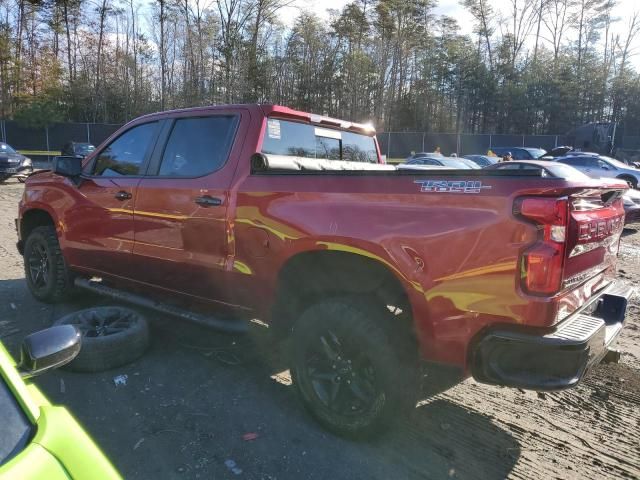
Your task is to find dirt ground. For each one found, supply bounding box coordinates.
[1,178,639,480]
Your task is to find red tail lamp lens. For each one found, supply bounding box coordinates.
[516,197,568,295]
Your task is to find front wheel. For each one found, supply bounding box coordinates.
[290,298,419,438]
[23,225,73,303]
[619,175,638,189]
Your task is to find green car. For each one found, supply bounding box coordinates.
[0,325,121,479]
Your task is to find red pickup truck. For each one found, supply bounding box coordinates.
[17,104,633,437]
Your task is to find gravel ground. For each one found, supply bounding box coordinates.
[1,178,639,479]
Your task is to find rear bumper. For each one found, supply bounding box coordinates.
[470,282,634,391]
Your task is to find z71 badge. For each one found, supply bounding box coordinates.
[414,179,492,194]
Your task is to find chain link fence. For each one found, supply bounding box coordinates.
[0,120,122,159]
[2,120,638,162]
[377,132,572,160]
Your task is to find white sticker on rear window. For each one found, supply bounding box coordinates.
[315,127,342,140]
[267,119,281,140]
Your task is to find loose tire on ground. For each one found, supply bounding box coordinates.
[23,225,73,303]
[54,307,150,372]
[290,297,419,438]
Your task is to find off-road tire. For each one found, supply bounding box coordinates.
[23,225,73,303]
[290,297,419,438]
[54,307,150,372]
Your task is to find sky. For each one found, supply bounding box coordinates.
[279,0,640,70]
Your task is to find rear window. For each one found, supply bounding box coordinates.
[261,118,378,163]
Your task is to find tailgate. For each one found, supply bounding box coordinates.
[564,186,626,288]
[514,182,626,302]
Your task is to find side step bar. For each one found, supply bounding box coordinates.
[74,278,248,334]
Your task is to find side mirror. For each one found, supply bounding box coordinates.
[602,165,610,170]
[18,325,81,378]
[52,156,83,177]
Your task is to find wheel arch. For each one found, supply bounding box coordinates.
[19,208,58,251]
[271,248,417,342]
[616,174,638,188]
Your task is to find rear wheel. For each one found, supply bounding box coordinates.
[23,225,73,303]
[290,297,419,438]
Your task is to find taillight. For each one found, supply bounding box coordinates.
[515,197,569,295]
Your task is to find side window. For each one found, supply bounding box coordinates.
[93,122,158,176]
[511,150,528,160]
[560,157,583,166]
[582,158,599,168]
[158,116,238,177]
[497,163,522,170]
[423,159,442,166]
[597,159,610,169]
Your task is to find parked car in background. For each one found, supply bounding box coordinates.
[463,154,498,167]
[623,189,640,224]
[0,143,32,183]
[555,154,640,188]
[483,160,591,180]
[401,156,480,169]
[0,326,121,479]
[485,160,640,225]
[544,146,574,158]
[490,147,547,160]
[61,142,95,158]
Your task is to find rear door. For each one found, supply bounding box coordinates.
[63,121,160,277]
[130,110,246,303]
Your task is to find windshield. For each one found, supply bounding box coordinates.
[440,158,473,169]
[261,118,378,163]
[524,148,547,159]
[545,163,591,180]
[601,156,635,169]
[0,143,17,155]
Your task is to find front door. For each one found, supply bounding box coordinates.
[131,111,246,304]
[63,121,160,278]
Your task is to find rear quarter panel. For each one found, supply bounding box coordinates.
[231,172,607,365]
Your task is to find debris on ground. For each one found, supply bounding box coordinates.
[133,438,145,450]
[242,432,259,441]
[113,374,128,387]
[224,459,243,475]
[60,378,65,394]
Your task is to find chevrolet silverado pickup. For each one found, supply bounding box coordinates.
[16,104,633,437]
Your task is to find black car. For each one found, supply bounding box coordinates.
[490,147,547,160]
[61,142,95,158]
[0,142,32,183]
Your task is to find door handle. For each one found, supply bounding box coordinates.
[195,195,223,207]
[115,191,132,201]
